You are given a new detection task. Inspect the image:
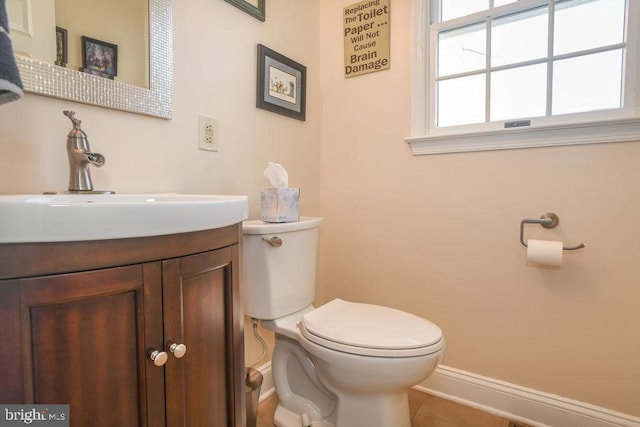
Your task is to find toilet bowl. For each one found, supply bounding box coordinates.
[242,218,445,427]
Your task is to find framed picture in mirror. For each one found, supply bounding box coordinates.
[55,27,68,67]
[81,36,118,79]
[225,0,265,21]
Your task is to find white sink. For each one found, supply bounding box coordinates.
[0,193,249,243]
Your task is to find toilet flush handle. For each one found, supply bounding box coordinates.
[262,236,283,247]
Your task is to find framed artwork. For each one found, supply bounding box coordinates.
[55,27,68,67]
[225,0,265,21]
[81,36,118,79]
[256,44,306,121]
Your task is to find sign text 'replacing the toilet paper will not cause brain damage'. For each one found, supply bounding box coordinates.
[343,0,390,78]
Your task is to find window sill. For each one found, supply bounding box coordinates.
[405,117,640,155]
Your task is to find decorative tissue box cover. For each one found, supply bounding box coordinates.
[261,187,300,222]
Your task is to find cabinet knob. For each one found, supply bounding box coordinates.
[150,350,168,367]
[170,343,187,359]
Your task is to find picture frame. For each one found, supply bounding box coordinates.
[55,27,68,67]
[256,44,306,121]
[81,36,118,79]
[225,0,265,21]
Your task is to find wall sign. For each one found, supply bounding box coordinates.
[343,0,390,78]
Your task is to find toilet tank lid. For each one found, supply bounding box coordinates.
[243,217,322,234]
[302,299,443,350]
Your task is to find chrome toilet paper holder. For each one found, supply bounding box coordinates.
[520,212,585,250]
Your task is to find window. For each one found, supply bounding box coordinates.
[407,0,640,155]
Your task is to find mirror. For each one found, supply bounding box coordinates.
[9,0,172,119]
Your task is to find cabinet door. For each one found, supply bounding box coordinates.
[14,263,165,427]
[163,246,241,427]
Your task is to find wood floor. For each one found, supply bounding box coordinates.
[256,388,533,427]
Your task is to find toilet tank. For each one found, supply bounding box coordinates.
[242,217,322,320]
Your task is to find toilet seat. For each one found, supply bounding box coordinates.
[299,299,444,357]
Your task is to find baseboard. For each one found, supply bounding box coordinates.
[256,362,640,427]
[416,365,640,427]
[255,362,276,403]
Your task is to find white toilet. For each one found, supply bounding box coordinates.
[242,217,444,427]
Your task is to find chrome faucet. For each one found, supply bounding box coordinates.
[63,110,107,192]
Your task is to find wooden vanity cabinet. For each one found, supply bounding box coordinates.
[0,225,245,427]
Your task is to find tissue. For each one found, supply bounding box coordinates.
[527,239,563,266]
[263,162,289,187]
[261,162,300,223]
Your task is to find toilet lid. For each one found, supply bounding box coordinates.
[300,299,443,357]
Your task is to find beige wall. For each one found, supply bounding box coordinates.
[1,0,639,419]
[318,0,640,417]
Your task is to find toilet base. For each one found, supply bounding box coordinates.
[274,404,334,427]
[331,390,411,427]
[273,391,411,427]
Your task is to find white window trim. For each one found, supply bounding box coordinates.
[407,0,640,155]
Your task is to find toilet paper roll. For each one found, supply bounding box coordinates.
[527,239,563,266]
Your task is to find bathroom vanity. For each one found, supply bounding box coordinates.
[0,200,246,427]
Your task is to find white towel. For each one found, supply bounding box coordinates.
[0,0,23,106]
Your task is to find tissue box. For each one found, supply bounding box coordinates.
[261,187,300,222]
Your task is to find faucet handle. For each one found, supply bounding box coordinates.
[86,152,106,167]
[63,110,82,129]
